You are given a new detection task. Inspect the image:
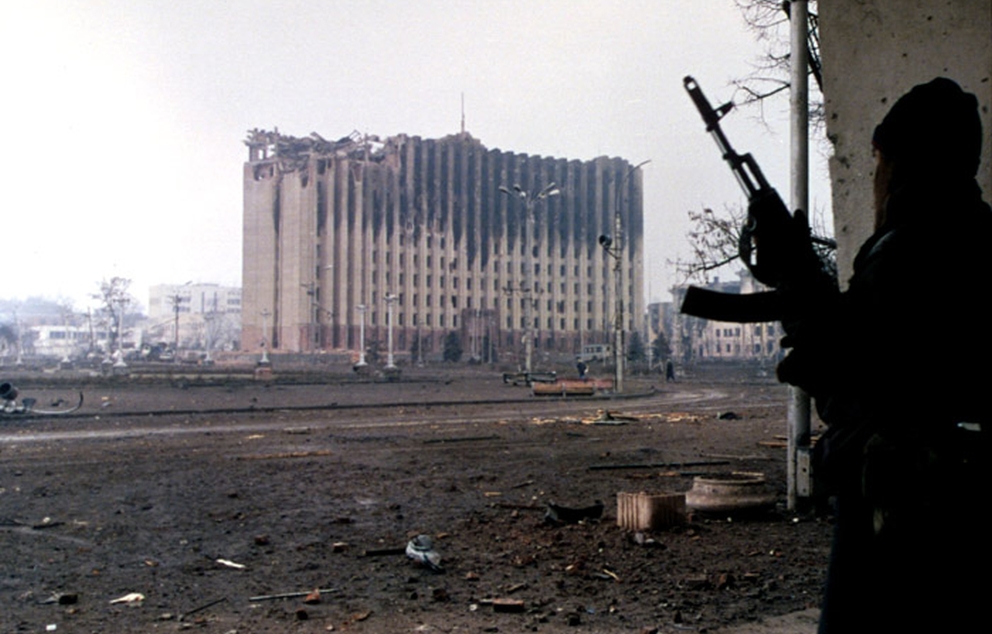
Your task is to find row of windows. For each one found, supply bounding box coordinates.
[368,247,625,281]
[364,271,632,299]
[700,341,777,355]
[363,309,612,334]
[500,317,607,331]
[714,324,776,337]
[396,231,625,266]
[363,291,612,316]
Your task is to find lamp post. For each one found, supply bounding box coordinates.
[355,304,368,367]
[203,311,216,365]
[320,264,333,350]
[499,182,559,375]
[416,322,423,366]
[384,293,398,370]
[259,309,271,365]
[300,281,319,353]
[170,293,182,362]
[14,311,23,366]
[112,297,128,370]
[599,160,649,394]
[59,304,73,368]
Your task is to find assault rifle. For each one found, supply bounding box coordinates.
[679,76,834,323]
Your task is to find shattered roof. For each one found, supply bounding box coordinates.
[244,128,386,163]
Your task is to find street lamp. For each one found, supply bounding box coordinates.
[301,265,335,353]
[259,309,271,365]
[598,160,649,394]
[170,293,182,362]
[300,281,321,353]
[384,293,398,370]
[113,297,129,371]
[59,304,73,368]
[355,304,368,367]
[14,311,23,366]
[203,312,216,365]
[499,182,560,375]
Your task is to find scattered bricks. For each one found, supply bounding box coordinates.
[617,492,686,530]
[492,598,526,613]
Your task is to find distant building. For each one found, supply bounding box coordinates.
[670,270,781,364]
[241,129,645,360]
[147,283,241,352]
[148,284,241,320]
[645,300,675,364]
[29,324,133,359]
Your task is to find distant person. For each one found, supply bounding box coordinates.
[665,359,675,382]
[769,77,990,633]
[576,360,587,379]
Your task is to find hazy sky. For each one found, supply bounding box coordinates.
[1,0,829,312]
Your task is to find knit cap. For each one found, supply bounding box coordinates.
[872,77,982,179]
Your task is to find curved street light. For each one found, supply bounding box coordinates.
[499,182,560,375]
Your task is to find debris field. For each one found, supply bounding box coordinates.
[0,367,830,633]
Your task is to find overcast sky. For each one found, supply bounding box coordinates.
[0,0,830,313]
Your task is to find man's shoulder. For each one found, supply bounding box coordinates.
[865,202,990,259]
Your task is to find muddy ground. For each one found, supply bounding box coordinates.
[0,364,831,633]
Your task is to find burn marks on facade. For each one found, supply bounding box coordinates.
[242,129,644,357]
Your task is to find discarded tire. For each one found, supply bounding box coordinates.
[685,471,776,514]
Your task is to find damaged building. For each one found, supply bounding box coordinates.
[669,270,782,365]
[241,129,644,361]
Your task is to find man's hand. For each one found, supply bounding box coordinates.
[740,192,821,289]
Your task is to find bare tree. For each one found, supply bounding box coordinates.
[674,202,835,287]
[92,277,135,352]
[731,1,823,125]
[672,1,832,288]
[675,206,748,284]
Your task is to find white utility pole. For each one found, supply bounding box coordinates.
[355,304,368,367]
[384,294,397,370]
[499,183,559,376]
[788,0,812,511]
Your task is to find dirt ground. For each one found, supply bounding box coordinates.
[0,364,832,633]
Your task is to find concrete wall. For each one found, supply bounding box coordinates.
[820,0,991,283]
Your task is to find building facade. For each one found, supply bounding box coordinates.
[147,283,242,352]
[148,283,242,321]
[670,270,781,364]
[242,130,644,361]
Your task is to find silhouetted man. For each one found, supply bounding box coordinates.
[774,77,990,633]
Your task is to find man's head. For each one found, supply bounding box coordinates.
[872,77,982,182]
[871,77,982,226]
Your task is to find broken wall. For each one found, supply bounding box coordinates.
[820,0,992,283]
